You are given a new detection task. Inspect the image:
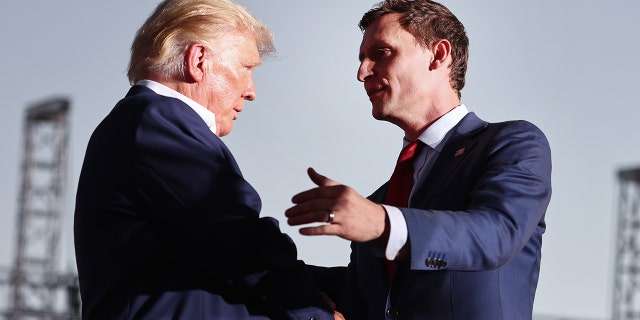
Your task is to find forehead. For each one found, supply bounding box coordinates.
[360,13,416,50]
[215,29,261,64]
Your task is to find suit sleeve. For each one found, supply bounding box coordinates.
[403,120,552,271]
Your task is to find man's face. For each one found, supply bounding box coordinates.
[358,14,434,125]
[203,30,261,137]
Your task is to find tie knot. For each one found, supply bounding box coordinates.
[398,141,422,163]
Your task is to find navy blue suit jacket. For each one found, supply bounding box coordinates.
[337,112,552,320]
[74,86,332,319]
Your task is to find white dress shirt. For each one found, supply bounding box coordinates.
[136,79,217,135]
[384,105,470,260]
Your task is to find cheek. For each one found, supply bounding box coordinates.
[392,65,424,92]
[205,79,234,107]
[209,73,233,94]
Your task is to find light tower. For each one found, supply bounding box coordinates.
[612,167,640,320]
[2,97,79,319]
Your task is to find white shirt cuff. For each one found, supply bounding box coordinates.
[382,204,408,260]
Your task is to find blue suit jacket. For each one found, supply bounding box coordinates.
[74,86,332,319]
[337,113,552,320]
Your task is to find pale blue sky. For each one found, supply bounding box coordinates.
[1,1,639,318]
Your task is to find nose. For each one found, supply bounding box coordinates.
[243,77,256,101]
[357,58,373,82]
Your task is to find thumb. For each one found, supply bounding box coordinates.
[307,167,340,187]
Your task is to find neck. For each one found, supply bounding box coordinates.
[403,101,460,141]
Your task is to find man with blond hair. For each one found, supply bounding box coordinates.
[74,0,335,319]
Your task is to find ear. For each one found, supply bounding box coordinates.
[185,43,207,83]
[429,39,452,71]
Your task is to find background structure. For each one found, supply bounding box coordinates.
[0,98,79,319]
[613,168,640,320]
[1,1,639,319]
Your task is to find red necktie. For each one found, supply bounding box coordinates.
[384,140,423,279]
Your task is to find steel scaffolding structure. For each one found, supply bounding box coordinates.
[612,167,640,320]
[0,98,79,319]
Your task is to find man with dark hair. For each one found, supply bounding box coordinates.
[286,0,552,319]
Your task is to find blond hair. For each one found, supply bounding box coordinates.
[127,0,275,84]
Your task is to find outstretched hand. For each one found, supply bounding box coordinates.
[285,168,388,243]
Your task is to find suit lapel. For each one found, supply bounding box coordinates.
[411,112,488,206]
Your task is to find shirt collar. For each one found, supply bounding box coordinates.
[406,104,469,149]
[136,79,217,135]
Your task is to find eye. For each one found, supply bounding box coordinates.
[243,61,261,71]
[372,48,391,61]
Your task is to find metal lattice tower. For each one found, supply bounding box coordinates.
[612,168,640,320]
[2,98,79,319]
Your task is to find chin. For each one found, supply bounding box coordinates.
[220,124,234,137]
[371,105,386,121]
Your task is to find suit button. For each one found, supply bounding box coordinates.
[309,316,319,320]
[426,257,447,268]
[386,308,399,318]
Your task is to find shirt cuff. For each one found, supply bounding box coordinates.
[382,205,408,260]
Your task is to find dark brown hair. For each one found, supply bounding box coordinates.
[360,0,469,98]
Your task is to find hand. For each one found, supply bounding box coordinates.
[285,168,388,242]
[320,292,346,320]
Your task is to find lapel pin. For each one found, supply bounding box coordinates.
[454,147,465,158]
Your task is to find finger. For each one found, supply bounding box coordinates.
[285,198,335,217]
[290,185,342,205]
[320,292,337,310]
[286,210,332,226]
[298,223,340,236]
[289,168,342,204]
[289,187,321,205]
[308,167,340,187]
